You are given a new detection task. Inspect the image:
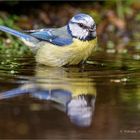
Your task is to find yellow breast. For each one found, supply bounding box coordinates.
[35,38,97,67]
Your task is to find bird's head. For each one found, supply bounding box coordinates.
[68,13,96,41]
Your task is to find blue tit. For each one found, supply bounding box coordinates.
[0,13,97,67]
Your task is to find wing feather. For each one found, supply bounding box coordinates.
[25,26,73,46]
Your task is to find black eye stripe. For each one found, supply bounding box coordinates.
[78,23,88,29]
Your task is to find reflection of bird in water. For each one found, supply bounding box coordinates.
[0,65,96,127]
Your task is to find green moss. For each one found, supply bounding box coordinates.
[0,14,32,57]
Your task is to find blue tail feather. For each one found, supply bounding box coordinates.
[0,25,38,43]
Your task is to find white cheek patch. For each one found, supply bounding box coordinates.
[80,29,89,39]
[69,24,89,40]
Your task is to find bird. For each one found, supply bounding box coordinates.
[0,13,97,67]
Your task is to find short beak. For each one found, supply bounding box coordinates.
[88,28,96,32]
[89,28,95,32]
[89,30,96,39]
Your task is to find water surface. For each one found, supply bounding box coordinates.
[0,52,140,139]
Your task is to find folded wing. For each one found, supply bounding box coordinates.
[28,26,73,46]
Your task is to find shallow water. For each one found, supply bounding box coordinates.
[0,52,140,139]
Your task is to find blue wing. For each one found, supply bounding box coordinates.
[28,26,73,46]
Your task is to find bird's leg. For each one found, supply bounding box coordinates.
[79,60,86,72]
